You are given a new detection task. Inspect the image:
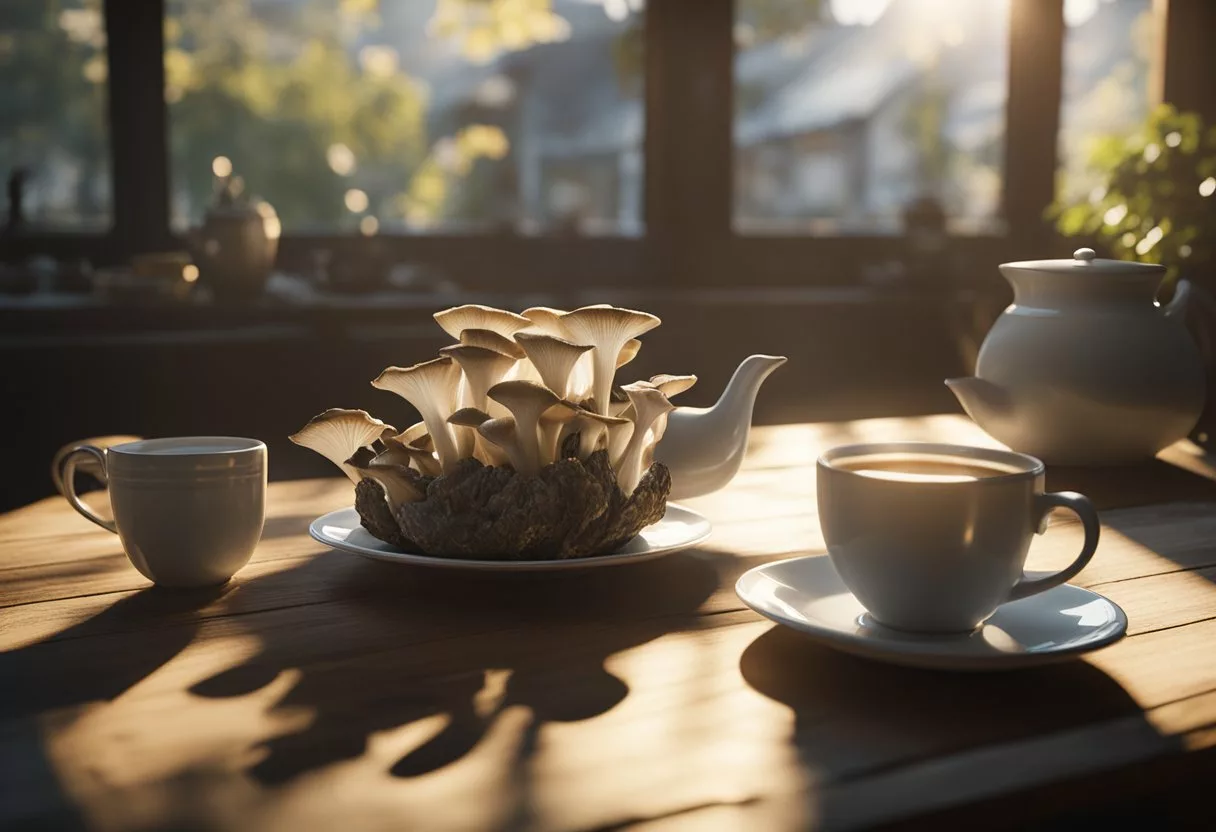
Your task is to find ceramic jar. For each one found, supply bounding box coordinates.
[947,248,1206,465]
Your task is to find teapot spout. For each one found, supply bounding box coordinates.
[1162,279,1192,320]
[945,376,1014,426]
[656,354,787,499]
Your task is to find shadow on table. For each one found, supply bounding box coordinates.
[1048,461,1216,598]
[1046,460,1216,512]
[0,586,226,830]
[188,544,734,788]
[739,626,1188,828]
[0,586,226,718]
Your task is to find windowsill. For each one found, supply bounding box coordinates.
[0,277,989,314]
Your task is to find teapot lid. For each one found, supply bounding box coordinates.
[1001,248,1166,277]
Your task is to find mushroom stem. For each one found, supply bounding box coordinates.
[414,407,458,474]
[607,419,634,467]
[615,384,674,495]
[539,401,580,465]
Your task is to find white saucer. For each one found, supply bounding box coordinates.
[310,503,711,572]
[735,556,1127,671]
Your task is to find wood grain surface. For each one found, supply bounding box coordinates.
[3,416,1216,831]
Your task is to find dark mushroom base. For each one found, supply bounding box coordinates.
[352,450,671,560]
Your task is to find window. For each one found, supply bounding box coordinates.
[0,0,111,230]
[3,0,1207,289]
[1056,0,1161,203]
[165,0,644,236]
[734,0,1010,235]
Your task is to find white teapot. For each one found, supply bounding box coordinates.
[656,354,787,498]
[947,248,1205,465]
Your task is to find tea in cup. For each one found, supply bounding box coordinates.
[58,437,266,588]
[817,442,1099,633]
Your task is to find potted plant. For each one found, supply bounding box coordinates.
[1052,103,1215,291]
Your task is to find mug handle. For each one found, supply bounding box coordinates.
[59,445,118,533]
[1007,491,1099,602]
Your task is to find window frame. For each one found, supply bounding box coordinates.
[4,0,1208,290]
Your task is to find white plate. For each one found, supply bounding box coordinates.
[309,503,712,572]
[736,556,1127,671]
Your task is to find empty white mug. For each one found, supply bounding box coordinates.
[59,437,266,588]
[818,442,1100,633]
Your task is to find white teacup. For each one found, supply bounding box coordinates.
[59,437,266,588]
[817,442,1100,633]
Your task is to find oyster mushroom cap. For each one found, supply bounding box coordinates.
[374,432,418,469]
[397,421,431,450]
[346,447,426,506]
[478,416,533,474]
[449,406,504,466]
[608,388,635,420]
[616,338,642,369]
[439,344,518,413]
[447,407,493,429]
[514,332,593,400]
[290,408,393,483]
[381,432,441,477]
[405,448,443,477]
[487,380,560,473]
[645,374,696,445]
[371,357,462,474]
[434,304,531,340]
[616,383,676,495]
[559,306,661,415]
[521,306,568,337]
[459,328,527,360]
[649,373,697,398]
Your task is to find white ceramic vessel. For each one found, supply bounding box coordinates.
[947,248,1205,465]
[818,442,1099,633]
[656,354,787,498]
[59,437,266,587]
[736,556,1127,671]
[310,503,711,571]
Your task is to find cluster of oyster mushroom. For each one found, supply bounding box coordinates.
[291,304,696,559]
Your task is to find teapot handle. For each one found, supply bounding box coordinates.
[1163,279,1192,320]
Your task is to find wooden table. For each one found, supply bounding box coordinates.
[4,415,1216,831]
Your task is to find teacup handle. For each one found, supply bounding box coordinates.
[1008,491,1099,602]
[59,445,118,533]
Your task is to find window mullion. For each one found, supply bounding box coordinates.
[1160,0,1216,123]
[644,0,734,285]
[1001,0,1064,250]
[104,0,173,258]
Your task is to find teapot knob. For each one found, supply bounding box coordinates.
[1074,247,1097,262]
